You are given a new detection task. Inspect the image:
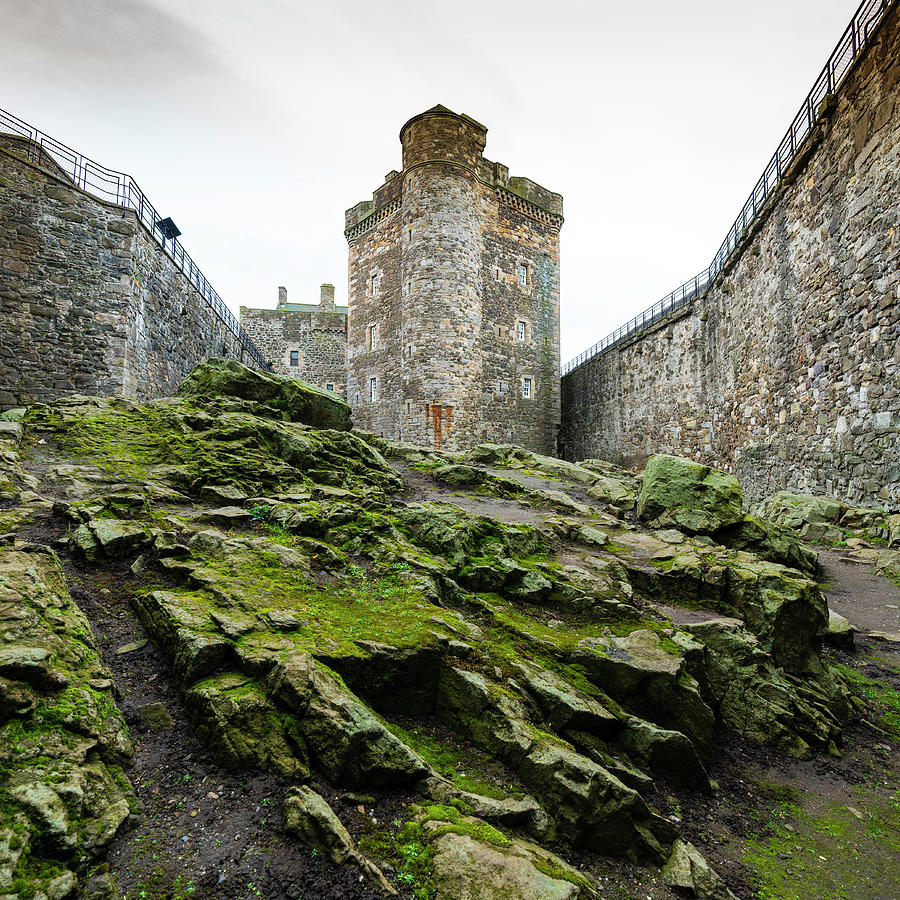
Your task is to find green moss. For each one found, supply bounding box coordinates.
[531,857,593,891]
[420,803,511,848]
[359,820,436,899]
[144,543,466,659]
[24,401,396,497]
[385,722,521,801]
[832,663,900,739]
[10,853,68,900]
[743,786,900,900]
[360,803,518,898]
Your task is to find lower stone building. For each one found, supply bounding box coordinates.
[239,284,348,396]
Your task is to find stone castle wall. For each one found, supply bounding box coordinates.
[0,134,262,409]
[345,106,562,453]
[240,285,348,396]
[561,2,900,510]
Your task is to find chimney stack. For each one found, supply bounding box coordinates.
[277,286,288,308]
[319,283,336,311]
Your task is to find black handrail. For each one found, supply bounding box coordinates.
[0,109,272,372]
[562,0,891,376]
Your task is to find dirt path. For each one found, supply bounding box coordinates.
[819,549,900,636]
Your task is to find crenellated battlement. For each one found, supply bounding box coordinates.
[345,104,562,242]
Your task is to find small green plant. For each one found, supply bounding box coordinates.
[172,874,196,899]
[248,503,272,522]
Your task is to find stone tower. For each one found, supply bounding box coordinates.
[344,105,563,453]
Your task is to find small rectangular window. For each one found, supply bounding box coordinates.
[289,350,299,367]
[519,264,528,286]
[368,324,378,351]
[371,275,378,297]
[370,377,378,402]
[517,321,526,342]
[326,383,335,392]
[523,377,533,399]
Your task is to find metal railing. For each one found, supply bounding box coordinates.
[562,0,892,377]
[0,107,271,372]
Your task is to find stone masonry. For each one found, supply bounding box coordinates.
[0,134,263,410]
[240,284,348,396]
[344,105,562,453]
[561,0,900,511]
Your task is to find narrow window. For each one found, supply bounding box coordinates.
[405,345,414,358]
[370,377,378,402]
[496,325,503,339]
[289,350,299,367]
[517,320,526,342]
[406,400,412,414]
[519,264,528,286]
[368,324,378,351]
[371,274,378,297]
[326,383,335,392]
[523,377,533,399]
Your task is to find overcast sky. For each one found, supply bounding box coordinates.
[1,0,860,363]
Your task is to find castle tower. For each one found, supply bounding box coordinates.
[345,105,563,453]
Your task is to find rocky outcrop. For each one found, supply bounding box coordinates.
[637,455,745,534]
[759,490,900,548]
[0,546,135,898]
[178,357,351,430]
[0,371,853,899]
[430,831,583,900]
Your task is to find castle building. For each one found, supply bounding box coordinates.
[239,284,348,396]
[344,105,563,453]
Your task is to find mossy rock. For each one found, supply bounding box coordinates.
[185,673,309,778]
[683,619,843,756]
[0,545,136,898]
[430,830,584,899]
[758,491,844,529]
[178,357,351,430]
[717,514,817,575]
[637,455,744,534]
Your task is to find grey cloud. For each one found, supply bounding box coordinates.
[0,0,227,81]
